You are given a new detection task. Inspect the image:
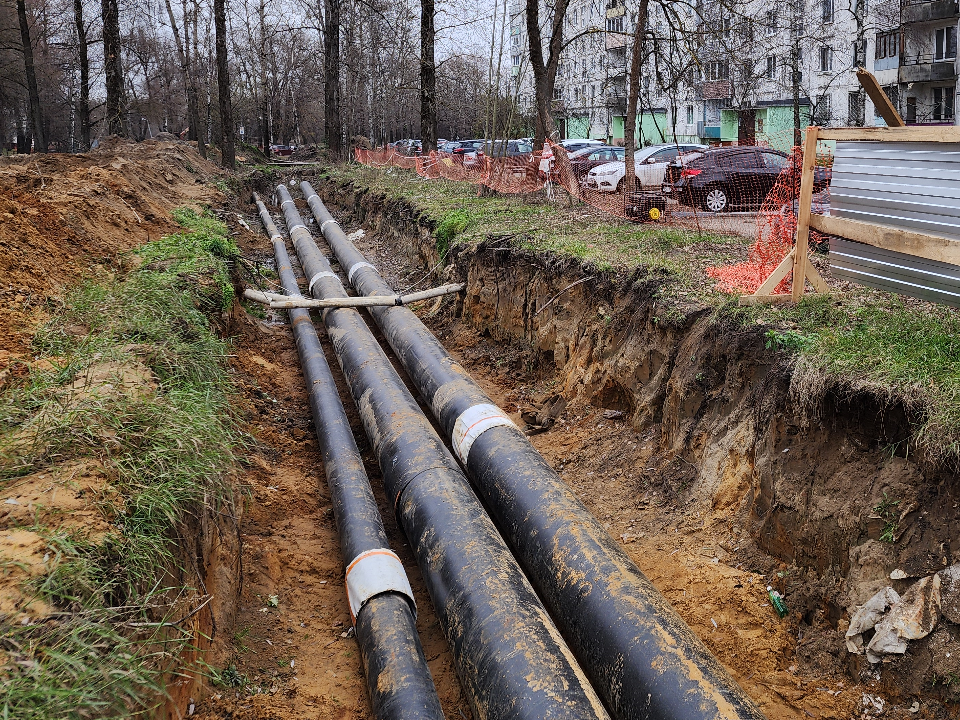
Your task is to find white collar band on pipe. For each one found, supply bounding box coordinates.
[307,271,338,294]
[344,548,416,624]
[347,261,377,285]
[288,224,307,234]
[321,219,340,233]
[451,404,519,464]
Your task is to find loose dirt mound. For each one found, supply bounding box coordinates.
[0,140,221,358]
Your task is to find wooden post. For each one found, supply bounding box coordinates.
[791,126,820,301]
[856,67,905,128]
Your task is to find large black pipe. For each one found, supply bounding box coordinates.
[253,194,444,720]
[275,185,610,720]
[300,182,767,720]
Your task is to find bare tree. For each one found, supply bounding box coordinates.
[323,0,341,156]
[101,0,124,135]
[623,0,650,190]
[420,0,436,151]
[525,0,572,148]
[215,0,234,167]
[16,0,44,151]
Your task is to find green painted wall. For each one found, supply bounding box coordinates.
[568,115,590,139]
[759,105,811,151]
[612,116,625,142]
[717,105,813,150]
[639,112,667,145]
[720,110,738,143]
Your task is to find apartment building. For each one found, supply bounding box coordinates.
[508,0,955,149]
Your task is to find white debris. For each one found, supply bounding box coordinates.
[846,587,900,654]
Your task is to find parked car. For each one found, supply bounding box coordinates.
[662,146,831,212]
[552,145,625,183]
[539,138,604,176]
[479,140,534,158]
[585,143,707,192]
[270,144,294,156]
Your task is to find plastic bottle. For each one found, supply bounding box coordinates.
[767,586,788,618]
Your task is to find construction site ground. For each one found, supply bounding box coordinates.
[1,141,958,720]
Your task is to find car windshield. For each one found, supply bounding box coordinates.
[761,151,791,170]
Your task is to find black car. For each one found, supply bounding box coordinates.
[662,146,830,212]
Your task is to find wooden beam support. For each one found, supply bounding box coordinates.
[810,214,960,265]
[818,126,960,142]
[792,127,820,301]
[753,248,796,296]
[856,67,904,128]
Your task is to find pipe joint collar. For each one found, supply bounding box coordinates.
[347,261,377,285]
[345,548,415,624]
[452,403,518,464]
[307,271,338,294]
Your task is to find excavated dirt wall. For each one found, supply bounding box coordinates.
[314,176,960,712]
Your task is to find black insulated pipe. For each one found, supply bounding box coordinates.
[275,185,611,720]
[253,194,443,720]
[300,182,767,720]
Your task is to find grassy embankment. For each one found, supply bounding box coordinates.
[0,208,242,719]
[324,164,960,462]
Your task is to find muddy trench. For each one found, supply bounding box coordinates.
[197,175,960,720]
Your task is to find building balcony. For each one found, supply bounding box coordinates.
[703,80,732,99]
[899,54,957,83]
[902,0,959,24]
[606,32,631,50]
[605,94,627,113]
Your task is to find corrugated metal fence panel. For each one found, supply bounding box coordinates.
[830,237,960,307]
[831,141,960,241]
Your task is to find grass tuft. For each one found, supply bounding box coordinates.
[0,207,242,718]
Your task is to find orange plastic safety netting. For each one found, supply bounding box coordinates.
[354,134,834,295]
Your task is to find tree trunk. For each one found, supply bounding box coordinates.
[524,0,571,149]
[164,0,204,155]
[420,0,437,151]
[101,0,124,136]
[73,0,90,150]
[322,0,341,157]
[624,0,650,191]
[17,0,46,152]
[190,0,207,158]
[214,0,235,168]
[258,0,270,155]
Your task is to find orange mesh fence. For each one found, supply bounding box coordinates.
[355,131,834,295]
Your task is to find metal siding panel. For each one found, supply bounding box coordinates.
[829,237,960,307]
[831,141,960,242]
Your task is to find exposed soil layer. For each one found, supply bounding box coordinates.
[0,140,234,719]
[0,138,221,360]
[304,173,960,719]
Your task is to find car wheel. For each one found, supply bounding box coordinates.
[702,187,729,213]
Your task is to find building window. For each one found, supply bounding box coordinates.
[848,91,865,125]
[512,54,521,67]
[766,55,776,79]
[906,96,917,123]
[852,39,867,66]
[874,30,900,60]
[936,26,958,60]
[606,16,623,33]
[813,94,832,125]
[707,60,729,80]
[722,17,732,39]
[822,0,833,22]
[765,10,776,35]
[934,86,955,120]
[820,46,833,71]
[686,105,694,124]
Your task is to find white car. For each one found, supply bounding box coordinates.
[585,143,708,192]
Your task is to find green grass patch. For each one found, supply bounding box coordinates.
[0,208,242,719]
[323,164,960,461]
